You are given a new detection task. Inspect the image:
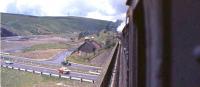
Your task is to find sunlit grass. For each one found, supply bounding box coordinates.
[67,49,105,66]
[67,53,96,66]
[23,43,70,52]
[1,68,93,87]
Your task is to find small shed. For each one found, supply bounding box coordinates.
[77,40,101,56]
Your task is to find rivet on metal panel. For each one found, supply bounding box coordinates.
[193,46,200,63]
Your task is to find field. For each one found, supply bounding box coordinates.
[1,68,94,87]
[67,54,96,66]
[23,43,70,52]
[10,43,70,60]
[12,49,65,60]
[1,35,76,60]
[67,48,113,67]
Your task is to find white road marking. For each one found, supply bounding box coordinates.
[70,62,102,69]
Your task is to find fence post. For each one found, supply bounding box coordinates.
[59,74,61,78]
[80,78,83,82]
[69,76,71,80]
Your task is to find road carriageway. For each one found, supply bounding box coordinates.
[0,54,102,83]
[0,62,97,83]
[1,55,101,72]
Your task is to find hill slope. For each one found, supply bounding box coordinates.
[1,13,118,36]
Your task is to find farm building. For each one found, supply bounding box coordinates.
[76,37,101,56]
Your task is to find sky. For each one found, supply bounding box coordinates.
[0,0,127,31]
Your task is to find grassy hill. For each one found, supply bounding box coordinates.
[1,13,118,36]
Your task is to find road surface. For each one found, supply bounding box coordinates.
[1,61,98,81]
[46,50,73,64]
[44,48,101,71]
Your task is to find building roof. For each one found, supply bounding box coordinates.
[78,40,101,53]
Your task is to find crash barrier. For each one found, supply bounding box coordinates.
[0,64,95,83]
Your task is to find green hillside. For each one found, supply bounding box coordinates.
[1,13,118,36]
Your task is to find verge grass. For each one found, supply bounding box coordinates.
[1,68,93,87]
[23,43,70,52]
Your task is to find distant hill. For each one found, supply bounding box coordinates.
[1,13,120,36]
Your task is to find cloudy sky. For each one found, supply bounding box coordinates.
[0,0,127,31]
[0,0,127,20]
